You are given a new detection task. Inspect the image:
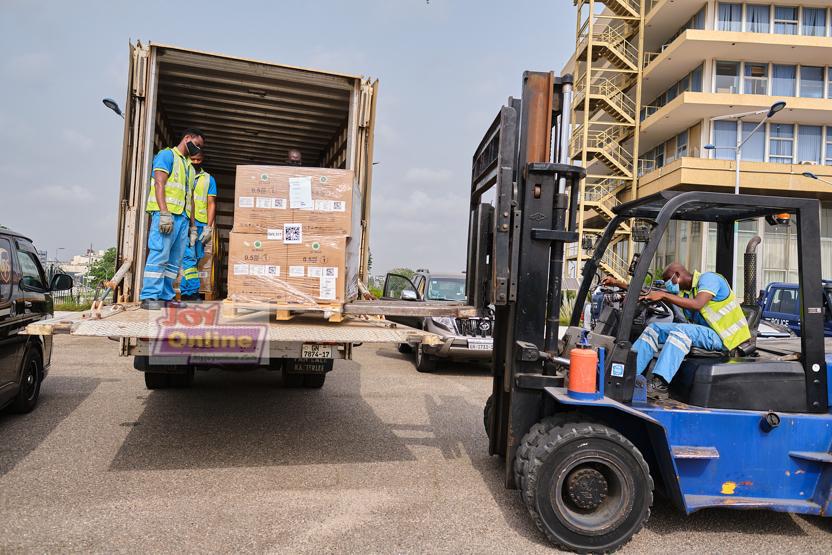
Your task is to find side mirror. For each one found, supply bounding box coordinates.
[401,289,418,301]
[49,273,73,292]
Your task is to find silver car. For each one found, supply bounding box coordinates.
[383,271,493,372]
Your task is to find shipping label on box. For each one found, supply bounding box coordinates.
[233,166,356,236]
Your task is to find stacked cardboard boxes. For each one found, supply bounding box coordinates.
[227,166,359,306]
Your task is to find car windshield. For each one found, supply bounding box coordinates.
[426,278,466,301]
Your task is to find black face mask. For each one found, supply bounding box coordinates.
[192,164,202,173]
[287,159,302,166]
[186,140,202,157]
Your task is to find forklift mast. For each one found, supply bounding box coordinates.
[468,72,585,486]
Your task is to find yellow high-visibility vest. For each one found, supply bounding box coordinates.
[188,170,212,224]
[146,147,191,215]
[692,271,752,350]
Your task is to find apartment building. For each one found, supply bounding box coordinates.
[568,0,832,297]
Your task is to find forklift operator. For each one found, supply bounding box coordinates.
[607,262,751,397]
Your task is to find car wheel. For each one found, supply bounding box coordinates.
[9,347,42,414]
[398,343,413,354]
[415,344,436,373]
[517,419,653,553]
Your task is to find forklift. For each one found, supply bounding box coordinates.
[469,72,832,552]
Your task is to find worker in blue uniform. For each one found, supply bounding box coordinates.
[139,128,205,310]
[180,151,217,301]
[622,262,751,398]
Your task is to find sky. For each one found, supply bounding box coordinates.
[0,0,575,275]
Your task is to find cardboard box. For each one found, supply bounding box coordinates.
[227,231,351,306]
[233,166,355,236]
[197,238,215,295]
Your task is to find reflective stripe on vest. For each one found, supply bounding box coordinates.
[189,171,211,223]
[146,147,191,215]
[692,271,752,350]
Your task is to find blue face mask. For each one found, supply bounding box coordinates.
[665,275,680,295]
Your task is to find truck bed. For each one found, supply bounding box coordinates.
[27,303,448,345]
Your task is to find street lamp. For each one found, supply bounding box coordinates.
[703,101,787,291]
[102,98,124,119]
[802,171,832,187]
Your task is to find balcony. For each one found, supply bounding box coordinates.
[636,156,832,199]
[639,91,832,152]
[642,29,832,102]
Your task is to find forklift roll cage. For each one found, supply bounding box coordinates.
[569,191,828,413]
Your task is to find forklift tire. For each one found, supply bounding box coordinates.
[483,395,494,438]
[398,343,413,354]
[144,372,171,390]
[517,420,653,553]
[302,373,326,388]
[415,344,436,373]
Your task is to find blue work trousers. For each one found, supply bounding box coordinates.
[140,212,189,301]
[180,221,205,297]
[632,322,724,383]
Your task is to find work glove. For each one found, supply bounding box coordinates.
[189,226,198,248]
[199,226,213,246]
[158,211,173,234]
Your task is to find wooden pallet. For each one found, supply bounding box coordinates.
[221,299,345,323]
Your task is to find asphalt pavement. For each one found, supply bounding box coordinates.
[1,336,830,553]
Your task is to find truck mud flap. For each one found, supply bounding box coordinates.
[286,358,334,374]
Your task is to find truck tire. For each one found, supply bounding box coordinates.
[302,373,326,388]
[281,366,303,388]
[415,344,436,373]
[9,348,42,414]
[398,343,413,354]
[170,368,195,388]
[144,372,171,390]
[517,419,653,553]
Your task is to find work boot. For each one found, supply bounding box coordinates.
[140,299,165,311]
[647,375,670,400]
[180,294,201,302]
[165,300,187,309]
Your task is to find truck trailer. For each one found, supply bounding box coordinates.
[29,42,470,388]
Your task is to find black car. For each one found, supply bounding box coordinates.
[0,227,72,413]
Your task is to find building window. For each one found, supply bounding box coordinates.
[741,121,766,162]
[713,120,737,159]
[800,66,825,99]
[802,7,827,37]
[676,130,689,159]
[769,123,795,164]
[774,6,799,35]
[798,125,823,164]
[743,63,769,95]
[772,64,796,96]
[825,128,832,165]
[718,3,742,31]
[715,61,740,94]
[690,65,703,92]
[745,4,771,33]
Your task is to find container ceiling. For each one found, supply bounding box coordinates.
[154,46,355,174]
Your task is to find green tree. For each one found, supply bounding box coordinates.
[390,267,415,280]
[86,248,117,286]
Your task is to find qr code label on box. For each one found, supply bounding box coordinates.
[331,201,346,212]
[289,266,305,277]
[319,277,337,300]
[307,267,323,278]
[238,196,254,208]
[283,223,302,244]
[274,198,287,209]
[267,228,283,241]
[233,263,249,275]
[267,265,280,276]
[324,267,338,278]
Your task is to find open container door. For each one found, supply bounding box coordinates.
[355,79,378,283]
[115,41,153,303]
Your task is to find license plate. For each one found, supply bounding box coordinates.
[468,339,493,351]
[301,344,332,358]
